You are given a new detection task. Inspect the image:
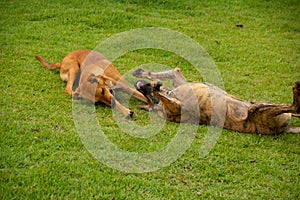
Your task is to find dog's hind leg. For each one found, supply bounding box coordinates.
[292,81,300,113]
[292,113,300,118]
[64,67,79,94]
[284,127,300,134]
[249,81,300,116]
[247,81,300,134]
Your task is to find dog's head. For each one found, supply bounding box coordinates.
[134,80,160,105]
[73,73,116,106]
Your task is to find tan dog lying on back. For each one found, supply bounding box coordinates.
[35,50,147,117]
[133,68,300,134]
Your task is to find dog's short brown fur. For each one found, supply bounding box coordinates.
[35,50,147,117]
[133,68,300,134]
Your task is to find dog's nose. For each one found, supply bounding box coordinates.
[109,89,115,96]
[134,80,149,90]
[111,98,116,108]
[153,81,162,91]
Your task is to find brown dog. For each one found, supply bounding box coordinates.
[35,50,147,117]
[133,68,300,134]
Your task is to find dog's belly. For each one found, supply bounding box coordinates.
[159,82,294,134]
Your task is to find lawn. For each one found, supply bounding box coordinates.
[1,0,299,199]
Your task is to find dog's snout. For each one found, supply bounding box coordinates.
[153,81,162,91]
[111,98,116,108]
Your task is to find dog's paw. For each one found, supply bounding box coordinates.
[132,68,146,77]
[292,81,300,110]
[126,111,134,120]
[294,81,300,91]
[64,89,73,95]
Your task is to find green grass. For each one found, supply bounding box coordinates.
[1,0,300,199]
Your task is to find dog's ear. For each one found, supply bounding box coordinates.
[98,75,116,87]
[104,79,114,88]
[88,73,100,83]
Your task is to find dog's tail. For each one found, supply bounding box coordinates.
[34,55,61,69]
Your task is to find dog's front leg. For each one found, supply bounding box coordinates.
[112,98,134,119]
[132,68,187,88]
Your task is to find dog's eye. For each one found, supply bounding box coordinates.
[101,88,105,95]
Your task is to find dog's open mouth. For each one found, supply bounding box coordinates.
[134,80,159,105]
